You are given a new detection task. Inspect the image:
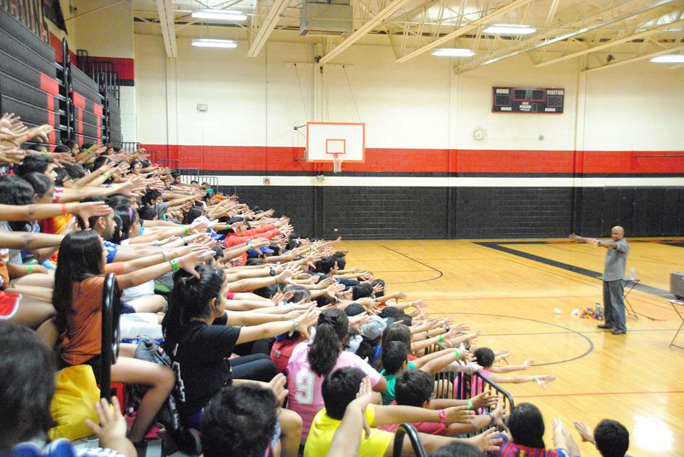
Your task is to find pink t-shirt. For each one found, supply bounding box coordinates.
[286,342,383,440]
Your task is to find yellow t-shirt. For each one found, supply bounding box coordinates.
[304,404,394,457]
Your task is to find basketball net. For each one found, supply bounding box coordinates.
[332,154,343,173]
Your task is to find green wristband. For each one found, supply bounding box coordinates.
[27,266,34,274]
[170,259,179,271]
[184,226,190,235]
[532,376,537,382]
[439,335,444,343]
[453,350,461,359]
[466,399,474,409]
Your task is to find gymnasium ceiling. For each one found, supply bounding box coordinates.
[132,0,684,72]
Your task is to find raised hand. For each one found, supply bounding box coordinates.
[573,421,595,443]
[469,427,503,452]
[268,373,288,410]
[84,397,133,454]
[533,375,556,389]
[293,307,318,339]
[76,202,112,228]
[444,405,475,424]
[471,390,498,409]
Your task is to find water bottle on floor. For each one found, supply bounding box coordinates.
[629,267,636,279]
[596,303,604,321]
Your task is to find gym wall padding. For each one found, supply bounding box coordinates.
[0,7,61,146]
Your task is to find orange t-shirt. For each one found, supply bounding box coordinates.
[59,263,124,366]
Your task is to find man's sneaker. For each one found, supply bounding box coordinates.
[611,329,626,335]
[597,324,614,330]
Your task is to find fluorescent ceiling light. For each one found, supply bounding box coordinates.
[192,39,238,48]
[191,10,247,21]
[484,24,536,35]
[432,48,475,57]
[650,54,684,63]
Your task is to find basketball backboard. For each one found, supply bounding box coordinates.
[305,122,365,172]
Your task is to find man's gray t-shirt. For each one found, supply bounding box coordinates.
[603,238,629,281]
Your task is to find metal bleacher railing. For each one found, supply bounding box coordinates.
[429,342,515,438]
[392,423,427,457]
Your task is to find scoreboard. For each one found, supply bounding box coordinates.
[492,87,564,114]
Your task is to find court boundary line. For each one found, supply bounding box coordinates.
[455,312,594,366]
[380,245,444,284]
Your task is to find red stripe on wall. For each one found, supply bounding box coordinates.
[83,56,135,81]
[48,32,77,64]
[93,103,104,117]
[139,145,684,175]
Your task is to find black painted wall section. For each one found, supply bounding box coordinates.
[231,186,316,238]
[226,185,684,240]
[578,187,684,237]
[452,188,573,238]
[320,187,449,240]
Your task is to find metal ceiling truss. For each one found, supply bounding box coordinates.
[248,0,291,57]
[157,0,178,58]
[451,0,682,73]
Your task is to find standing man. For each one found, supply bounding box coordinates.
[570,227,630,335]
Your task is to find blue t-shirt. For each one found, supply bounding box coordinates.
[8,438,124,457]
[103,241,118,264]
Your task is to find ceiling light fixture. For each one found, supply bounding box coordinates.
[191,10,247,21]
[431,48,475,57]
[191,39,238,48]
[484,24,536,35]
[650,54,684,63]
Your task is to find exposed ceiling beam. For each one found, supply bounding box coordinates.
[536,18,684,67]
[320,0,415,64]
[247,0,290,57]
[453,0,676,73]
[543,0,561,28]
[395,0,534,63]
[582,42,684,73]
[157,0,178,58]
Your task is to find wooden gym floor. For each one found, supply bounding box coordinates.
[342,238,684,457]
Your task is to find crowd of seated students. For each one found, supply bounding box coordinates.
[0,112,632,457]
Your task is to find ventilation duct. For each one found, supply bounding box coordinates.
[300,0,353,36]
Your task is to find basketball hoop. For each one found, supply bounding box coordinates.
[332,154,343,173]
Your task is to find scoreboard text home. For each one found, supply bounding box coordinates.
[492,87,565,114]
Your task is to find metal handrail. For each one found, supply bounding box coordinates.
[101,273,121,400]
[392,423,427,457]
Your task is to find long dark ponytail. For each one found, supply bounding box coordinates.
[163,265,225,352]
[53,231,105,333]
[307,309,348,377]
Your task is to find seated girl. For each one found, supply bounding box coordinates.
[53,230,208,443]
[286,308,388,441]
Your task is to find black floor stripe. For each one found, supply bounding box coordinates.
[476,242,675,299]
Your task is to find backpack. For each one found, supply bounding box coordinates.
[132,336,181,431]
[132,336,203,455]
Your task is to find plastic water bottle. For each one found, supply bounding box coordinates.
[629,267,636,279]
[596,303,604,321]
